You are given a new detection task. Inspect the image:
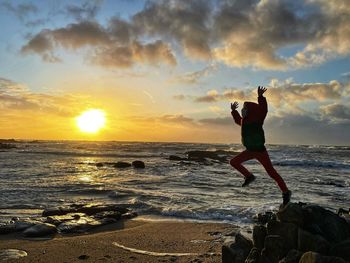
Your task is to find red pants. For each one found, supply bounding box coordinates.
[230,150,288,192]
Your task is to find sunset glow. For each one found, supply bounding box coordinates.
[76,109,106,134]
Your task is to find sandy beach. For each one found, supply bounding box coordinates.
[0,218,234,263]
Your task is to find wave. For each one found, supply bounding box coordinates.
[17,150,160,158]
[274,159,350,169]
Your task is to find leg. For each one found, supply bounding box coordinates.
[230,150,256,178]
[255,151,288,192]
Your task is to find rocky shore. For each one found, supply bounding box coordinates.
[222,202,350,263]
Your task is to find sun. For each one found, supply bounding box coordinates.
[76,109,106,133]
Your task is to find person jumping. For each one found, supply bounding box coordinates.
[230,86,291,205]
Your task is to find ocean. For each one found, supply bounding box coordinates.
[0,141,349,225]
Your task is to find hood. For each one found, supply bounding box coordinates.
[243,101,264,124]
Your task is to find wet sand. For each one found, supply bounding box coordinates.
[0,218,235,263]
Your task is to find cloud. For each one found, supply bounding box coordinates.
[194,89,253,103]
[65,0,103,21]
[172,94,186,100]
[169,64,217,84]
[20,0,350,70]
[1,1,37,21]
[21,20,176,68]
[320,103,350,121]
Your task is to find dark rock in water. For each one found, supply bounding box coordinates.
[121,211,138,219]
[169,155,186,161]
[76,204,129,215]
[245,247,260,263]
[0,249,27,260]
[114,161,132,168]
[96,162,104,167]
[299,251,348,263]
[45,213,86,226]
[263,235,288,262]
[277,203,304,226]
[42,206,76,217]
[222,233,253,263]
[253,225,266,250]
[93,211,121,220]
[22,223,57,237]
[57,216,102,233]
[186,150,227,162]
[298,228,330,254]
[132,160,145,168]
[267,221,298,251]
[303,204,350,243]
[15,220,42,231]
[0,223,16,234]
[279,249,303,263]
[329,239,350,262]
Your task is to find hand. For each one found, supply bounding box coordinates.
[231,101,239,111]
[258,86,267,96]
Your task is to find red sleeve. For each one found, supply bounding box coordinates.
[258,95,268,119]
[231,110,242,126]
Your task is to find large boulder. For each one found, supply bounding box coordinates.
[329,239,350,262]
[22,223,57,237]
[0,223,16,234]
[277,203,304,226]
[222,233,253,263]
[168,155,186,161]
[267,220,298,251]
[253,225,266,250]
[15,219,42,231]
[76,204,129,215]
[298,228,330,254]
[279,249,303,263]
[303,205,350,244]
[57,216,102,233]
[299,251,348,263]
[245,247,260,263]
[262,235,288,263]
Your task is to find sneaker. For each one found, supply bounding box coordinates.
[282,190,292,205]
[242,174,256,187]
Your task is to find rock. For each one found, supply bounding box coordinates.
[263,235,287,262]
[245,247,260,263]
[186,150,226,162]
[45,213,86,226]
[222,245,236,263]
[0,223,16,234]
[267,221,298,251]
[114,161,131,168]
[277,203,304,226]
[121,211,138,219]
[253,225,266,250]
[222,233,253,263]
[42,206,76,217]
[15,219,42,231]
[0,249,27,260]
[93,211,121,220]
[303,204,350,243]
[298,228,330,254]
[57,216,102,233]
[169,155,186,161]
[329,239,350,262]
[299,251,348,263]
[78,254,89,260]
[132,160,145,168]
[22,223,57,237]
[279,249,303,263]
[253,211,276,225]
[96,162,104,167]
[76,204,129,215]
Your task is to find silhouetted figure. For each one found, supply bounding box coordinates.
[230,86,291,205]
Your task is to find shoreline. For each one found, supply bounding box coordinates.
[0,218,235,262]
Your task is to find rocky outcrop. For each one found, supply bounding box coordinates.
[0,203,137,238]
[132,160,145,168]
[222,202,350,263]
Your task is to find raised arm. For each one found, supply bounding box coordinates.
[231,102,242,126]
[257,86,268,119]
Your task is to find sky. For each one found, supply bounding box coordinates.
[0,0,350,145]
